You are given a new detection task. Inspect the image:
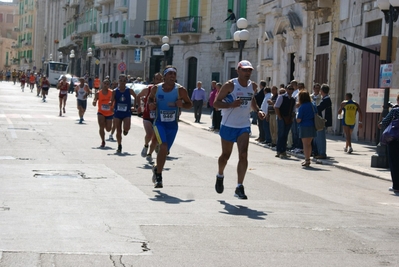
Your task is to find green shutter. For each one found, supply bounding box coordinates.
[110,22,113,33]
[189,0,199,32]
[238,0,247,18]
[115,21,118,32]
[228,0,234,10]
[83,37,88,51]
[123,20,126,34]
[159,0,168,35]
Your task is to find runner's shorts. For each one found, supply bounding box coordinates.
[219,124,251,143]
[153,121,178,151]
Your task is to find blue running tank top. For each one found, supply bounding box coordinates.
[114,87,132,116]
[155,83,179,124]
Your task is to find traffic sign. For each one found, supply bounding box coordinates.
[118,62,126,72]
[95,59,100,65]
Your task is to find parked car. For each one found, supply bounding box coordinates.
[127,83,148,115]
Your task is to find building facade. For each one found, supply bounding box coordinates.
[143,0,258,96]
[0,0,19,71]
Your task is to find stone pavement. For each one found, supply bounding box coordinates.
[179,107,392,182]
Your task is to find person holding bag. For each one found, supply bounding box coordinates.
[379,94,399,194]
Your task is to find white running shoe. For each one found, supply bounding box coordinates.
[348,147,353,153]
[343,147,348,152]
[146,154,153,162]
[109,135,114,141]
[141,145,148,157]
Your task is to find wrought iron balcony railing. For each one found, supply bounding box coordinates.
[143,20,171,36]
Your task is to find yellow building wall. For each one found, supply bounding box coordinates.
[148,0,158,20]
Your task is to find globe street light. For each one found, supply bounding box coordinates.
[372,0,399,167]
[87,47,93,77]
[49,53,53,61]
[233,18,249,61]
[70,49,75,76]
[58,52,63,63]
[161,36,170,70]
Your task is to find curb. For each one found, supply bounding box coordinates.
[180,117,391,182]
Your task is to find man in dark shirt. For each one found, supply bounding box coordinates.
[314,84,333,159]
[223,9,237,39]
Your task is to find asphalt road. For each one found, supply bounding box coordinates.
[0,82,398,267]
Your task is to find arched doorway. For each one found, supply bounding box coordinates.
[187,57,197,98]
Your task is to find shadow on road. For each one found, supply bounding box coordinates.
[150,190,195,204]
[218,200,267,220]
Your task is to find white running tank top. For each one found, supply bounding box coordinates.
[221,78,254,128]
[77,84,87,100]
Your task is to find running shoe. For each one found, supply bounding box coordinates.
[348,147,353,154]
[100,141,105,148]
[234,185,248,199]
[123,130,128,136]
[117,144,122,153]
[389,187,399,194]
[152,165,157,183]
[141,145,148,157]
[109,135,114,141]
[215,175,224,194]
[63,107,66,113]
[59,111,62,117]
[154,174,163,188]
[79,118,83,124]
[343,147,348,152]
[146,154,153,162]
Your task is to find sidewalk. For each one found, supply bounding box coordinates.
[179,108,391,181]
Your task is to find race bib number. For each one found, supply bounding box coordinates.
[101,104,110,111]
[150,110,156,119]
[160,110,176,122]
[117,104,127,112]
[239,97,252,108]
[61,90,67,95]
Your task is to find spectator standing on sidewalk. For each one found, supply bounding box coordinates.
[311,83,322,156]
[212,82,223,132]
[213,60,258,199]
[267,86,278,147]
[208,81,217,130]
[275,84,296,158]
[314,84,332,159]
[379,94,399,194]
[255,80,266,142]
[338,93,363,153]
[258,85,273,145]
[191,81,207,123]
[296,90,316,167]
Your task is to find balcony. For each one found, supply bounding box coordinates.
[25,24,32,29]
[93,33,112,48]
[109,35,146,48]
[143,20,172,43]
[115,0,128,12]
[172,16,202,42]
[77,22,97,35]
[70,0,79,8]
[294,0,332,10]
[94,0,102,10]
[97,0,113,5]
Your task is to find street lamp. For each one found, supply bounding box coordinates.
[58,52,63,63]
[87,47,93,77]
[233,18,249,61]
[372,0,399,167]
[49,53,53,61]
[70,49,75,76]
[161,36,170,69]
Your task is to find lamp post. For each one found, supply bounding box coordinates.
[49,53,53,61]
[233,18,249,61]
[58,52,63,63]
[161,36,170,70]
[70,49,75,76]
[373,0,399,167]
[87,47,93,77]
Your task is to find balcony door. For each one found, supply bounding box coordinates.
[159,0,169,35]
[187,57,198,98]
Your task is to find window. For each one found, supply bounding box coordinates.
[366,19,382,37]
[7,14,13,23]
[0,14,3,22]
[318,32,329,47]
